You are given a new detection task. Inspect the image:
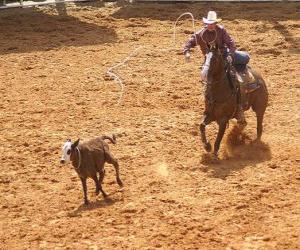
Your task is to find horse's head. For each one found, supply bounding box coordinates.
[201,43,225,83]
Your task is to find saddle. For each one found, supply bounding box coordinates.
[228,64,261,110]
[237,65,260,93]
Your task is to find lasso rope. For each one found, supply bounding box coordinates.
[106,12,199,105]
[106,46,144,105]
[173,12,198,47]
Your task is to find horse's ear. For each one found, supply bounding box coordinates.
[215,43,219,50]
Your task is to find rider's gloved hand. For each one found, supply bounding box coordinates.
[185,52,191,63]
[227,55,233,64]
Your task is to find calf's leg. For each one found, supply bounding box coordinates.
[105,152,123,187]
[93,172,107,198]
[92,175,100,195]
[80,177,89,205]
[98,169,105,184]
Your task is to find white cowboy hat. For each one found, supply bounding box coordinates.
[203,11,222,24]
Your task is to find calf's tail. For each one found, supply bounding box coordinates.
[101,134,117,144]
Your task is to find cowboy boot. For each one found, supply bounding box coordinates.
[235,85,247,126]
[236,96,247,126]
[242,67,255,84]
[229,65,243,84]
[236,105,247,126]
[235,71,244,84]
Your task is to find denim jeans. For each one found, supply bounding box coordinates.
[233,51,250,65]
[227,50,250,71]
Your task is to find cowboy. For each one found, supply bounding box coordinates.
[183,11,251,125]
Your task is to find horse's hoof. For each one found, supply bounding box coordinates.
[253,137,262,144]
[255,136,262,141]
[204,142,212,152]
[211,153,220,163]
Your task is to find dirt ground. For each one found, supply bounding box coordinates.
[0,1,299,249]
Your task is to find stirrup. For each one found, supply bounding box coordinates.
[242,68,255,84]
[235,72,243,83]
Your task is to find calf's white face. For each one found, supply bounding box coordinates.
[60,140,72,164]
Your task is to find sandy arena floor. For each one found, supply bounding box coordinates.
[0,1,299,249]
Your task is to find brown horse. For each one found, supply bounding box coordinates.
[199,45,268,157]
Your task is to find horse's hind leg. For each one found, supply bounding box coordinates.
[251,77,268,140]
[256,114,264,140]
[214,120,227,156]
[252,97,267,141]
[105,152,123,187]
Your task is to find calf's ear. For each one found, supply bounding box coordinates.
[72,139,80,148]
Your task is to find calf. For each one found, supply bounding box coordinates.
[60,135,123,204]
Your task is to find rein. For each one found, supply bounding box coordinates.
[203,47,240,121]
[215,65,236,104]
[205,60,238,120]
[206,80,235,105]
[211,88,235,104]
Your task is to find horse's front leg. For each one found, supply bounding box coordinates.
[214,119,228,156]
[200,115,212,152]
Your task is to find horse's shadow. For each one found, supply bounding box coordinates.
[200,126,272,179]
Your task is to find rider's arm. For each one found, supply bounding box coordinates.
[222,28,237,55]
[183,31,207,55]
[183,34,197,55]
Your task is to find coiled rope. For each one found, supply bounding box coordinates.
[106,12,199,105]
